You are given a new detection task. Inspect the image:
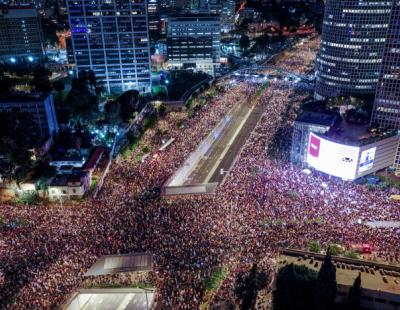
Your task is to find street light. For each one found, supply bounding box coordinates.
[28,56,34,62]
[10,57,16,63]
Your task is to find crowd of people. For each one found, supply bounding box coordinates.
[1,36,400,310]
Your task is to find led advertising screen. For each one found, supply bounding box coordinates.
[307,133,360,180]
[358,147,376,173]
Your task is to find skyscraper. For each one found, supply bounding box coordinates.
[148,0,160,33]
[315,0,393,100]
[370,1,400,174]
[0,5,44,62]
[66,0,152,94]
[371,1,400,130]
[220,0,235,33]
[167,14,221,76]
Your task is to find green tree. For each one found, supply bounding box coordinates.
[52,80,65,105]
[314,251,337,310]
[32,65,52,93]
[66,70,102,126]
[239,34,251,50]
[345,273,362,310]
[234,264,268,310]
[273,264,317,310]
[118,90,140,122]
[104,99,122,125]
[0,74,16,95]
[0,110,41,181]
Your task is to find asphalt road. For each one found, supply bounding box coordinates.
[183,97,266,185]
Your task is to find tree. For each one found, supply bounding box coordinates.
[53,80,65,95]
[314,251,337,310]
[235,264,268,310]
[0,110,41,181]
[104,99,122,125]
[65,70,102,126]
[345,273,362,310]
[0,75,16,96]
[273,264,317,310]
[52,80,65,104]
[119,89,140,122]
[32,65,52,93]
[239,34,251,50]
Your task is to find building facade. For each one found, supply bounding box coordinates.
[147,0,160,33]
[0,5,44,62]
[167,14,220,76]
[371,1,400,129]
[220,0,236,33]
[315,0,393,99]
[371,1,400,174]
[0,93,59,138]
[66,0,152,94]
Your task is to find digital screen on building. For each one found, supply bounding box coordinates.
[358,147,376,173]
[307,133,360,180]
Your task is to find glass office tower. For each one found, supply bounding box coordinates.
[370,1,400,174]
[371,1,400,129]
[66,0,151,94]
[167,14,221,76]
[315,0,393,99]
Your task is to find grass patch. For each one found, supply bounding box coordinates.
[90,179,98,191]
[201,267,229,310]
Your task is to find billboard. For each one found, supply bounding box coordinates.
[358,147,376,173]
[307,133,360,180]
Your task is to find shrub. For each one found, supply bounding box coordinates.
[309,240,321,253]
[329,244,345,256]
[344,251,360,260]
[15,191,39,206]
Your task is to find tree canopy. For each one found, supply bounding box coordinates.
[0,109,41,181]
[346,273,362,310]
[65,70,103,126]
[273,263,318,310]
[314,251,337,310]
[235,264,268,310]
[118,89,140,122]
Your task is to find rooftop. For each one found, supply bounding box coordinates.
[49,172,87,187]
[295,111,338,127]
[0,92,50,103]
[279,249,400,295]
[63,288,155,310]
[85,253,153,277]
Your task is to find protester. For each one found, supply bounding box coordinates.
[1,37,399,310]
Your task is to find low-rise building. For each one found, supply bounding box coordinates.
[0,93,59,138]
[278,249,400,310]
[48,171,89,201]
[62,253,155,310]
[50,149,89,170]
[290,111,338,165]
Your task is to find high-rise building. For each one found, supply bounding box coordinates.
[370,1,400,173]
[0,5,44,62]
[66,0,152,94]
[167,14,221,76]
[371,1,400,130]
[148,0,160,33]
[315,0,393,100]
[220,0,235,33]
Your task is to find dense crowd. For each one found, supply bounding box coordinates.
[1,36,399,309]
